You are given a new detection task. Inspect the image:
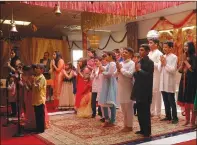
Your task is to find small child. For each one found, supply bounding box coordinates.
[132,53,140,116]
[90,56,102,118]
[8,76,17,117]
[32,64,47,133]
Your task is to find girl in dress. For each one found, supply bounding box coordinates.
[99,51,117,127]
[75,58,92,118]
[98,54,109,122]
[87,48,96,70]
[51,51,65,110]
[8,76,17,117]
[59,62,75,110]
[177,42,197,126]
[90,56,102,118]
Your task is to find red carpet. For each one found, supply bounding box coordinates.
[1,135,48,145]
[175,139,197,145]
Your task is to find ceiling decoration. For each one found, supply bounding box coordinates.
[0,2,81,38]
[21,1,188,17]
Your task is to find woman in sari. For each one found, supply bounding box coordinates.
[75,58,92,118]
[51,51,65,110]
[177,42,197,126]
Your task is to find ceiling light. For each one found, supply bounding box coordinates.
[159,29,173,33]
[0,19,31,26]
[89,29,111,33]
[64,25,81,30]
[182,26,195,31]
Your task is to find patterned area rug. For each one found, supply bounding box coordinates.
[37,110,193,145]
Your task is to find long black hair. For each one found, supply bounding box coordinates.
[87,48,97,58]
[78,58,87,72]
[54,51,62,67]
[105,51,116,62]
[187,41,196,57]
[10,47,20,69]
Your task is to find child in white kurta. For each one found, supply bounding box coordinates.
[148,39,163,117]
[116,48,135,131]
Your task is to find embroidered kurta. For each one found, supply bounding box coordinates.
[158,53,178,93]
[116,59,135,103]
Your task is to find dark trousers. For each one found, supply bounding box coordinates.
[10,102,17,115]
[91,92,102,116]
[136,102,151,136]
[134,103,137,115]
[34,104,45,133]
[161,91,178,120]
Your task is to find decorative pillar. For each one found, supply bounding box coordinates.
[126,22,138,52]
[82,31,88,57]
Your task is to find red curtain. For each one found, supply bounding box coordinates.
[21,1,187,17]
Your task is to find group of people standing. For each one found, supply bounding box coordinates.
[6,30,197,137]
[7,48,49,133]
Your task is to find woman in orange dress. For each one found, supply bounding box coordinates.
[51,51,65,110]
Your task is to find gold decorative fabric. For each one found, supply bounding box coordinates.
[0,38,70,78]
[81,12,134,32]
[173,29,183,66]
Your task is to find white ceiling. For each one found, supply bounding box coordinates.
[97,2,196,32]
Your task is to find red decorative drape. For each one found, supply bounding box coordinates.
[151,10,196,30]
[20,1,187,17]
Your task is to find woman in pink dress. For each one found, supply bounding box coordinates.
[51,51,65,110]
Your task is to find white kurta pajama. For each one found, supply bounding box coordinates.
[116,59,135,128]
[148,49,163,116]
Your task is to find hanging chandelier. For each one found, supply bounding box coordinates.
[88,34,100,49]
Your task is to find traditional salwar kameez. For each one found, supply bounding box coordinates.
[99,62,117,124]
[53,59,64,108]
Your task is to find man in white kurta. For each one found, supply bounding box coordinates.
[158,41,178,124]
[148,39,163,117]
[116,48,135,132]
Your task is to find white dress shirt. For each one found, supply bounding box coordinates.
[158,53,177,93]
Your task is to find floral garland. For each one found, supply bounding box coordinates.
[67,32,127,50]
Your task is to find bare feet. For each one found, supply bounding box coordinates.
[121,127,133,132]
[183,121,189,126]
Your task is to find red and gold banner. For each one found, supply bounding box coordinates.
[21,1,187,17]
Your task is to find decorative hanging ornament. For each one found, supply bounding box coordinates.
[147,30,160,40]
[54,2,61,16]
[10,21,18,33]
[10,8,18,33]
